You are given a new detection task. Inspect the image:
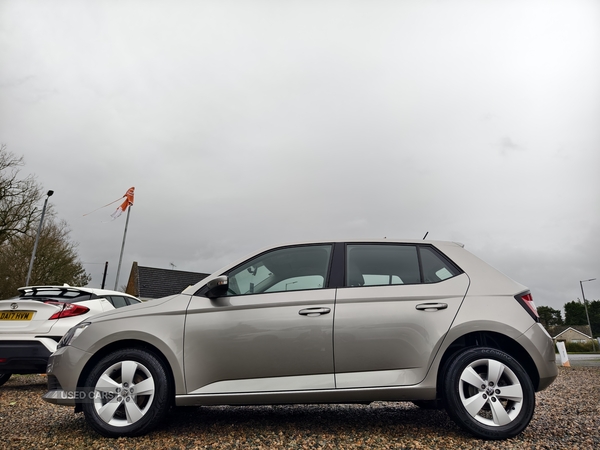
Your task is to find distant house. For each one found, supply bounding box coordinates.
[547,325,593,344]
[125,262,210,301]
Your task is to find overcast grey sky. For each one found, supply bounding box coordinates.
[1,0,599,312]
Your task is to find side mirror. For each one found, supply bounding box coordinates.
[206,276,228,299]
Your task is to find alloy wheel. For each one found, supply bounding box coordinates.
[92,360,156,427]
[458,357,524,427]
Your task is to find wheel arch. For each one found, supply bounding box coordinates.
[74,339,176,412]
[436,331,540,398]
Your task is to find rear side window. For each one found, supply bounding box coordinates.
[347,245,420,286]
[345,244,461,287]
[107,296,129,308]
[420,246,461,283]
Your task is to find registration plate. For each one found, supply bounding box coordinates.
[0,311,34,320]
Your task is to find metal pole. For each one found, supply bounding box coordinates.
[114,205,132,291]
[101,261,108,289]
[25,190,54,286]
[580,278,597,351]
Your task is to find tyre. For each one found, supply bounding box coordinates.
[82,348,171,437]
[443,347,535,440]
[0,372,11,387]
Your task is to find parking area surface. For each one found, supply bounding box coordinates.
[556,353,600,368]
[1,366,599,449]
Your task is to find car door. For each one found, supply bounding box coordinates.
[184,244,336,395]
[334,243,469,388]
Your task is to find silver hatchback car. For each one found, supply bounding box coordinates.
[43,240,557,440]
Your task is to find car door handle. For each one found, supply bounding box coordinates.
[298,307,331,317]
[415,303,448,311]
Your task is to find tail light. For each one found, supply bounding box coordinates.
[515,291,539,322]
[45,301,90,320]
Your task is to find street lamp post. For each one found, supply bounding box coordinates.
[25,190,54,286]
[580,278,597,351]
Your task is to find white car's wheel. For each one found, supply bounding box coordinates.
[444,347,535,440]
[82,348,171,437]
[0,372,11,387]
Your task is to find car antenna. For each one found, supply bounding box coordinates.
[422,231,429,240]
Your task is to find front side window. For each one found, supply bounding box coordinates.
[345,244,461,287]
[226,245,333,296]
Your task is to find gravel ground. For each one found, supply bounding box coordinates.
[1,367,598,450]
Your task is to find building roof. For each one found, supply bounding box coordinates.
[126,262,209,299]
[547,325,592,340]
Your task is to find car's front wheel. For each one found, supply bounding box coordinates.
[443,347,535,440]
[82,348,171,437]
[0,372,11,387]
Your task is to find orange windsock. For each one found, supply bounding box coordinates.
[111,187,135,220]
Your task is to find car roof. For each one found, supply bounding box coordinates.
[244,239,465,254]
[17,285,138,299]
[259,238,463,246]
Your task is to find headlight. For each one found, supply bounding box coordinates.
[57,322,91,349]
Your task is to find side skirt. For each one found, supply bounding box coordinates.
[175,385,436,406]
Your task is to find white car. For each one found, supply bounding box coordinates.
[0,285,141,386]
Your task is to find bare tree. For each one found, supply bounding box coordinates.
[0,144,43,244]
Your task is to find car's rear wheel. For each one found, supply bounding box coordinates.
[0,372,11,387]
[82,348,171,437]
[443,347,535,440]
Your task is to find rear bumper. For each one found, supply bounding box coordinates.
[0,339,56,374]
[518,322,558,391]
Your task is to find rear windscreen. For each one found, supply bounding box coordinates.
[19,290,96,303]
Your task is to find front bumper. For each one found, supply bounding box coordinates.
[42,384,80,406]
[43,345,91,406]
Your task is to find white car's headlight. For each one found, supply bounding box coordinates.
[57,322,91,349]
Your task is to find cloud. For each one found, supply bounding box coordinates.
[498,136,524,155]
[0,0,598,305]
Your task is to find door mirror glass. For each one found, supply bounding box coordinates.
[206,276,229,299]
